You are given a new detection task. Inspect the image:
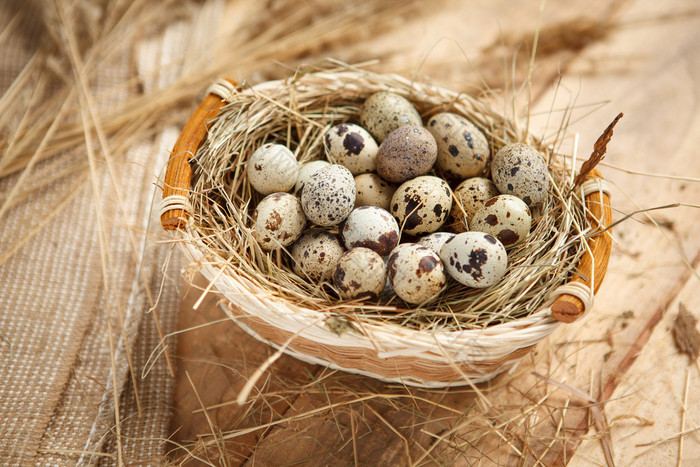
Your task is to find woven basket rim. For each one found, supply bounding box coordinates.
[162,64,613,386]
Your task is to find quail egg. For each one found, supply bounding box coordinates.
[291,229,345,282]
[301,164,356,226]
[390,176,452,235]
[360,91,423,142]
[440,232,507,288]
[246,143,299,195]
[354,173,397,211]
[387,243,446,304]
[376,126,438,183]
[294,160,330,196]
[324,123,379,175]
[449,177,500,232]
[416,232,455,255]
[491,143,549,207]
[342,206,400,257]
[471,194,532,247]
[252,192,306,250]
[427,112,490,179]
[333,247,387,299]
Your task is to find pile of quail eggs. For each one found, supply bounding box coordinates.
[246,91,549,305]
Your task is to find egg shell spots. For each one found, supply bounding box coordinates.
[301,164,356,226]
[342,206,400,257]
[246,143,299,195]
[491,143,549,207]
[440,232,507,288]
[333,247,387,299]
[360,91,423,143]
[324,123,379,175]
[252,193,306,250]
[471,194,532,247]
[291,229,345,282]
[354,173,397,211]
[386,243,446,304]
[376,126,438,183]
[449,177,500,232]
[416,232,455,255]
[427,112,490,179]
[294,160,330,196]
[390,175,452,235]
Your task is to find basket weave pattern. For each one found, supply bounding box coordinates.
[163,67,612,387]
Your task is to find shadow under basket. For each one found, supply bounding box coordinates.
[160,66,613,388]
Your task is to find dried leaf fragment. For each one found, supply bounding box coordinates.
[672,303,700,361]
[574,112,624,186]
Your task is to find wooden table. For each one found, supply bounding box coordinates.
[170,0,700,464]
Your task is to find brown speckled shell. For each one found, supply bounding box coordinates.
[376,126,438,184]
[246,143,299,195]
[252,192,306,250]
[291,229,345,282]
[491,143,549,207]
[440,232,507,288]
[354,173,397,211]
[471,194,532,247]
[342,206,400,257]
[416,232,455,255]
[449,177,500,232]
[360,91,423,143]
[390,176,452,236]
[387,243,446,304]
[332,247,387,299]
[427,112,490,179]
[324,123,379,175]
[301,164,357,226]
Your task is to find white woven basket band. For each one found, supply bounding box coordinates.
[549,281,595,317]
[581,178,611,198]
[206,78,237,102]
[159,194,192,219]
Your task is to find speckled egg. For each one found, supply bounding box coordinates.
[449,177,500,232]
[341,206,400,257]
[387,243,446,304]
[360,91,423,143]
[440,232,507,288]
[376,126,438,183]
[390,176,452,235]
[491,143,549,207]
[333,247,387,299]
[291,229,345,282]
[471,194,532,247]
[252,193,306,250]
[324,123,379,175]
[417,232,455,255]
[246,143,299,195]
[301,164,356,226]
[427,112,490,179]
[354,173,397,211]
[294,160,330,196]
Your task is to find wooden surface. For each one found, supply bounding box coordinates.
[169,0,700,464]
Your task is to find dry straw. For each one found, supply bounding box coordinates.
[163,61,612,387]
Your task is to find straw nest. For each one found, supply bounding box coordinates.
[172,62,600,386]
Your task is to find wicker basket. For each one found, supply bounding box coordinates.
[160,66,612,388]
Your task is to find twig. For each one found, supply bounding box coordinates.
[574,112,623,186]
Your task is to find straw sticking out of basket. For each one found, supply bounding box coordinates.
[161,62,614,387]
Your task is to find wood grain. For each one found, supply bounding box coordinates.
[552,169,613,323]
[169,0,700,464]
[160,80,237,231]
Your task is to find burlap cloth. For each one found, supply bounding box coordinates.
[0,1,224,464]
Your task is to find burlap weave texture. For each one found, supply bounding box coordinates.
[0,1,224,464]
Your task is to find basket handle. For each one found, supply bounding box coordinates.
[551,169,613,323]
[160,79,238,231]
